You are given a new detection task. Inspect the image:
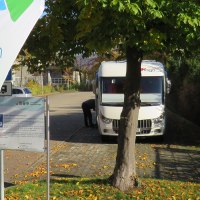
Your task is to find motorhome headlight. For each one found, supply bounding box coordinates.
[100,112,112,124]
[152,113,164,124]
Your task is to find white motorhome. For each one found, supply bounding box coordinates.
[94,60,170,138]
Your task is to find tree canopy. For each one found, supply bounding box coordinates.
[76,0,200,56]
[73,1,200,191]
[19,0,200,191]
[19,0,200,72]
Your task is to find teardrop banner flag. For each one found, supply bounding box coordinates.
[0,0,45,88]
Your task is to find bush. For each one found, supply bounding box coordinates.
[167,57,200,126]
[25,80,93,96]
[25,80,42,95]
[25,80,56,95]
[178,81,200,125]
[43,85,55,94]
[78,83,92,91]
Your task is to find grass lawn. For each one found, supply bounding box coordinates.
[5,177,200,200]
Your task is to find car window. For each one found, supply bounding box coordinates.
[12,89,23,94]
[12,89,17,94]
[17,89,23,94]
[24,88,32,94]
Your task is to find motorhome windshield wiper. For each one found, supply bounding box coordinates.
[102,103,124,106]
[141,102,160,106]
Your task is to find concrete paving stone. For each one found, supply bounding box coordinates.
[8,133,200,185]
[4,92,200,188]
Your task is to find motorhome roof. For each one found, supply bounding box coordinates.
[99,61,127,77]
[142,60,164,69]
[101,60,164,68]
[98,60,165,77]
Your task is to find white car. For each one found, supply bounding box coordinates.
[12,87,32,97]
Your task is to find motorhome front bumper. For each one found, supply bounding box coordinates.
[112,118,164,136]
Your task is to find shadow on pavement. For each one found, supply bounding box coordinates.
[50,112,83,141]
[49,109,200,183]
[164,109,200,146]
[66,127,103,144]
[52,174,81,178]
[153,145,200,183]
[50,107,200,146]
[5,182,15,188]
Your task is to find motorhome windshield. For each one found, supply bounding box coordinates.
[100,77,124,106]
[100,76,163,106]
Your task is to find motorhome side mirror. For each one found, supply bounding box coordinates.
[92,80,96,94]
[166,79,171,94]
[95,88,98,95]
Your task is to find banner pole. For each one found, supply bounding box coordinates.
[46,96,50,200]
[0,150,4,200]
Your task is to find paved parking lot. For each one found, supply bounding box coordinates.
[4,92,200,187]
[9,126,199,185]
[49,127,200,183]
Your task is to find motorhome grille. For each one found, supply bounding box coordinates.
[112,119,152,134]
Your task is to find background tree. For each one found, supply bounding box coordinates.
[62,66,74,84]
[17,0,89,73]
[18,0,126,75]
[75,0,200,191]
[167,54,200,126]
[19,0,200,191]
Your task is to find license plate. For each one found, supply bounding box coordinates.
[136,128,140,132]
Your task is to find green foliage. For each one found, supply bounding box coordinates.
[43,85,55,94]
[186,58,200,83]
[25,80,54,95]
[178,82,200,125]
[67,82,93,91]
[76,0,200,56]
[18,0,200,73]
[166,56,200,125]
[18,0,84,73]
[25,80,42,95]
[25,80,92,95]
[5,177,200,199]
[53,84,73,92]
[167,55,200,83]
[77,83,92,91]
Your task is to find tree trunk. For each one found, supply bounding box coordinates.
[79,70,83,84]
[111,46,142,191]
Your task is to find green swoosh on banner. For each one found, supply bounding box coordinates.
[5,0,34,22]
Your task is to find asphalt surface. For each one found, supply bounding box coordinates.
[3,92,200,188]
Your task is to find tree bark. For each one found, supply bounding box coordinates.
[111,46,142,191]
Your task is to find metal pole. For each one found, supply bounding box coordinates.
[46,97,50,200]
[0,150,4,200]
[41,73,44,95]
[20,65,23,87]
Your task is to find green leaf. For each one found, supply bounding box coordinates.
[145,0,157,8]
